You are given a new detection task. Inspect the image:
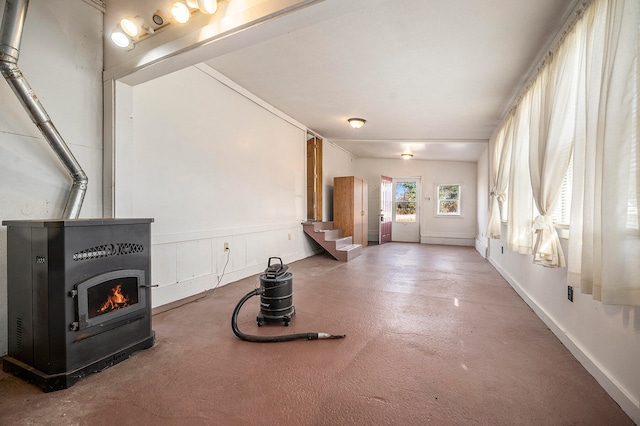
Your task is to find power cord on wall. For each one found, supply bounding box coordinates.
[152,246,232,316]
[214,247,231,290]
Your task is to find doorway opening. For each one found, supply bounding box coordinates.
[392,177,421,242]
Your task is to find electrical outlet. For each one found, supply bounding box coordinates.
[224,242,229,251]
[567,285,573,302]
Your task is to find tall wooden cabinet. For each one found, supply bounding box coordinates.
[333,176,368,247]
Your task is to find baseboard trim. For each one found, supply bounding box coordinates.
[489,257,640,424]
[421,236,475,246]
[475,237,488,258]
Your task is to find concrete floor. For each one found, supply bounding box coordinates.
[0,243,634,425]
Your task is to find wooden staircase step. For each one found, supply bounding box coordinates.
[301,221,362,262]
[302,221,334,232]
[320,229,343,240]
[330,237,353,249]
[336,244,362,261]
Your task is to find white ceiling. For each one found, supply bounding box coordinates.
[200,0,579,161]
[107,0,580,161]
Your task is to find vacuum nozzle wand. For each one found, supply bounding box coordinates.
[317,333,346,339]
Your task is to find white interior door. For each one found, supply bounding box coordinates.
[392,177,420,242]
[379,175,393,244]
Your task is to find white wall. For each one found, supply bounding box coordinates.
[116,64,319,306]
[0,0,104,356]
[354,159,478,245]
[322,142,356,220]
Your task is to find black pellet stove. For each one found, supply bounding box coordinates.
[2,218,155,392]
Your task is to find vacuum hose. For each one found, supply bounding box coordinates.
[231,287,345,343]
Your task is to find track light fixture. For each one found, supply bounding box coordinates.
[112,0,220,49]
[197,0,218,14]
[110,28,131,48]
[151,10,167,25]
[120,16,144,37]
[171,2,191,23]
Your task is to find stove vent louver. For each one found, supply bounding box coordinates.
[73,243,145,261]
[15,318,23,350]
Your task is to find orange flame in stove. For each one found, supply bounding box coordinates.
[98,283,130,314]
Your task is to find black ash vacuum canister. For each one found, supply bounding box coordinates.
[231,257,346,343]
[257,257,295,326]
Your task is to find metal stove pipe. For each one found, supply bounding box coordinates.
[0,0,88,219]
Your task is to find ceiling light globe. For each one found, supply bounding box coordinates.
[186,0,198,8]
[348,118,366,129]
[171,2,191,23]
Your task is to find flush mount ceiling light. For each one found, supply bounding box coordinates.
[401,153,414,160]
[348,118,366,129]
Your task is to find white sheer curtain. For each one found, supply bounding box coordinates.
[491,0,639,305]
[528,25,581,268]
[487,113,513,238]
[568,0,640,305]
[507,91,535,255]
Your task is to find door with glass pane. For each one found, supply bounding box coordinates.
[392,178,420,242]
[379,176,392,244]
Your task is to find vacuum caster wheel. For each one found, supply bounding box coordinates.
[257,317,264,327]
